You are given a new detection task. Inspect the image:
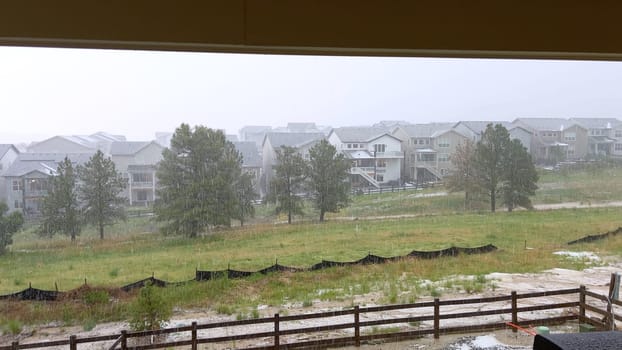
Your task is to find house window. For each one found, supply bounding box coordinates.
[568,145,575,155]
[376,160,387,168]
[564,132,576,141]
[14,200,21,209]
[418,153,436,162]
[375,174,384,182]
[136,190,148,201]
[440,168,448,176]
[353,143,358,148]
[615,144,622,152]
[438,153,450,162]
[347,143,352,149]
[12,180,22,191]
[374,144,386,153]
[437,139,450,148]
[616,130,622,138]
[132,173,152,183]
[418,139,425,145]
[28,178,48,192]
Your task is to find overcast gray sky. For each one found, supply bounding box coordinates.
[2,46,622,144]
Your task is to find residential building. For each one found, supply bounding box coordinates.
[0,145,20,206]
[570,118,622,158]
[513,118,588,163]
[392,123,455,183]
[328,127,402,188]
[261,132,325,196]
[233,141,263,196]
[110,141,164,206]
[27,132,126,154]
[2,153,94,217]
[239,126,272,147]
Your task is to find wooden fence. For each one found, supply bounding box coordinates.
[2,285,618,350]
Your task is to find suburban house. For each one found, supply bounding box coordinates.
[233,141,263,197]
[2,153,94,217]
[392,123,454,183]
[452,120,534,154]
[513,118,589,163]
[0,145,20,206]
[239,126,273,148]
[570,118,622,158]
[328,127,403,188]
[110,141,164,206]
[261,132,325,196]
[27,132,126,154]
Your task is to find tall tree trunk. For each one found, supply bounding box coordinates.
[319,210,325,222]
[490,190,496,212]
[99,222,104,240]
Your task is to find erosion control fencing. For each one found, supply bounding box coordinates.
[0,244,497,301]
[2,285,617,350]
[567,227,622,245]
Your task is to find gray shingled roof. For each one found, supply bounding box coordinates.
[264,132,325,148]
[513,118,577,131]
[3,153,95,177]
[455,121,512,134]
[0,144,17,158]
[233,141,262,167]
[570,118,622,129]
[331,127,394,142]
[398,123,455,138]
[110,141,151,155]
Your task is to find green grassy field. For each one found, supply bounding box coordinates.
[2,165,622,328]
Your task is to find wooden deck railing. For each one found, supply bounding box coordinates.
[2,285,618,350]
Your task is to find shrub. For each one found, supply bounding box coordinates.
[5,320,22,335]
[83,290,109,305]
[129,282,172,331]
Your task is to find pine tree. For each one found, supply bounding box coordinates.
[40,157,82,241]
[307,140,351,222]
[235,172,257,227]
[155,124,243,237]
[474,124,511,212]
[270,146,307,224]
[0,202,24,255]
[501,139,539,211]
[78,150,127,240]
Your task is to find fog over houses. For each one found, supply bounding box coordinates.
[1,117,621,219]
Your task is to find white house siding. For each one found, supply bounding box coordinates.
[0,148,19,206]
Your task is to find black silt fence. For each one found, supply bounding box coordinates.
[567,227,622,245]
[1,244,498,300]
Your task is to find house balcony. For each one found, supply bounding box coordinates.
[373,151,403,159]
[23,190,48,198]
[352,167,386,174]
[130,181,154,189]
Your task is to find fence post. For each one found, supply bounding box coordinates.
[354,305,360,347]
[511,291,518,333]
[434,298,440,339]
[121,330,127,350]
[70,335,77,350]
[579,285,586,321]
[11,341,18,350]
[191,322,198,350]
[274,313,280,349]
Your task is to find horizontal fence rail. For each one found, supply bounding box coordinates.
[4,285,619,350]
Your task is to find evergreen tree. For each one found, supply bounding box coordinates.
[270,146,307,224]
[155,124,243,237]
[40,157,82,241]
[307,140,351,221]
[78,150,127,239]
[501,139,539,211]
[445,139,480,210]
[0,202,24,255]
[473,124,511,212]
[235,172,257,227]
